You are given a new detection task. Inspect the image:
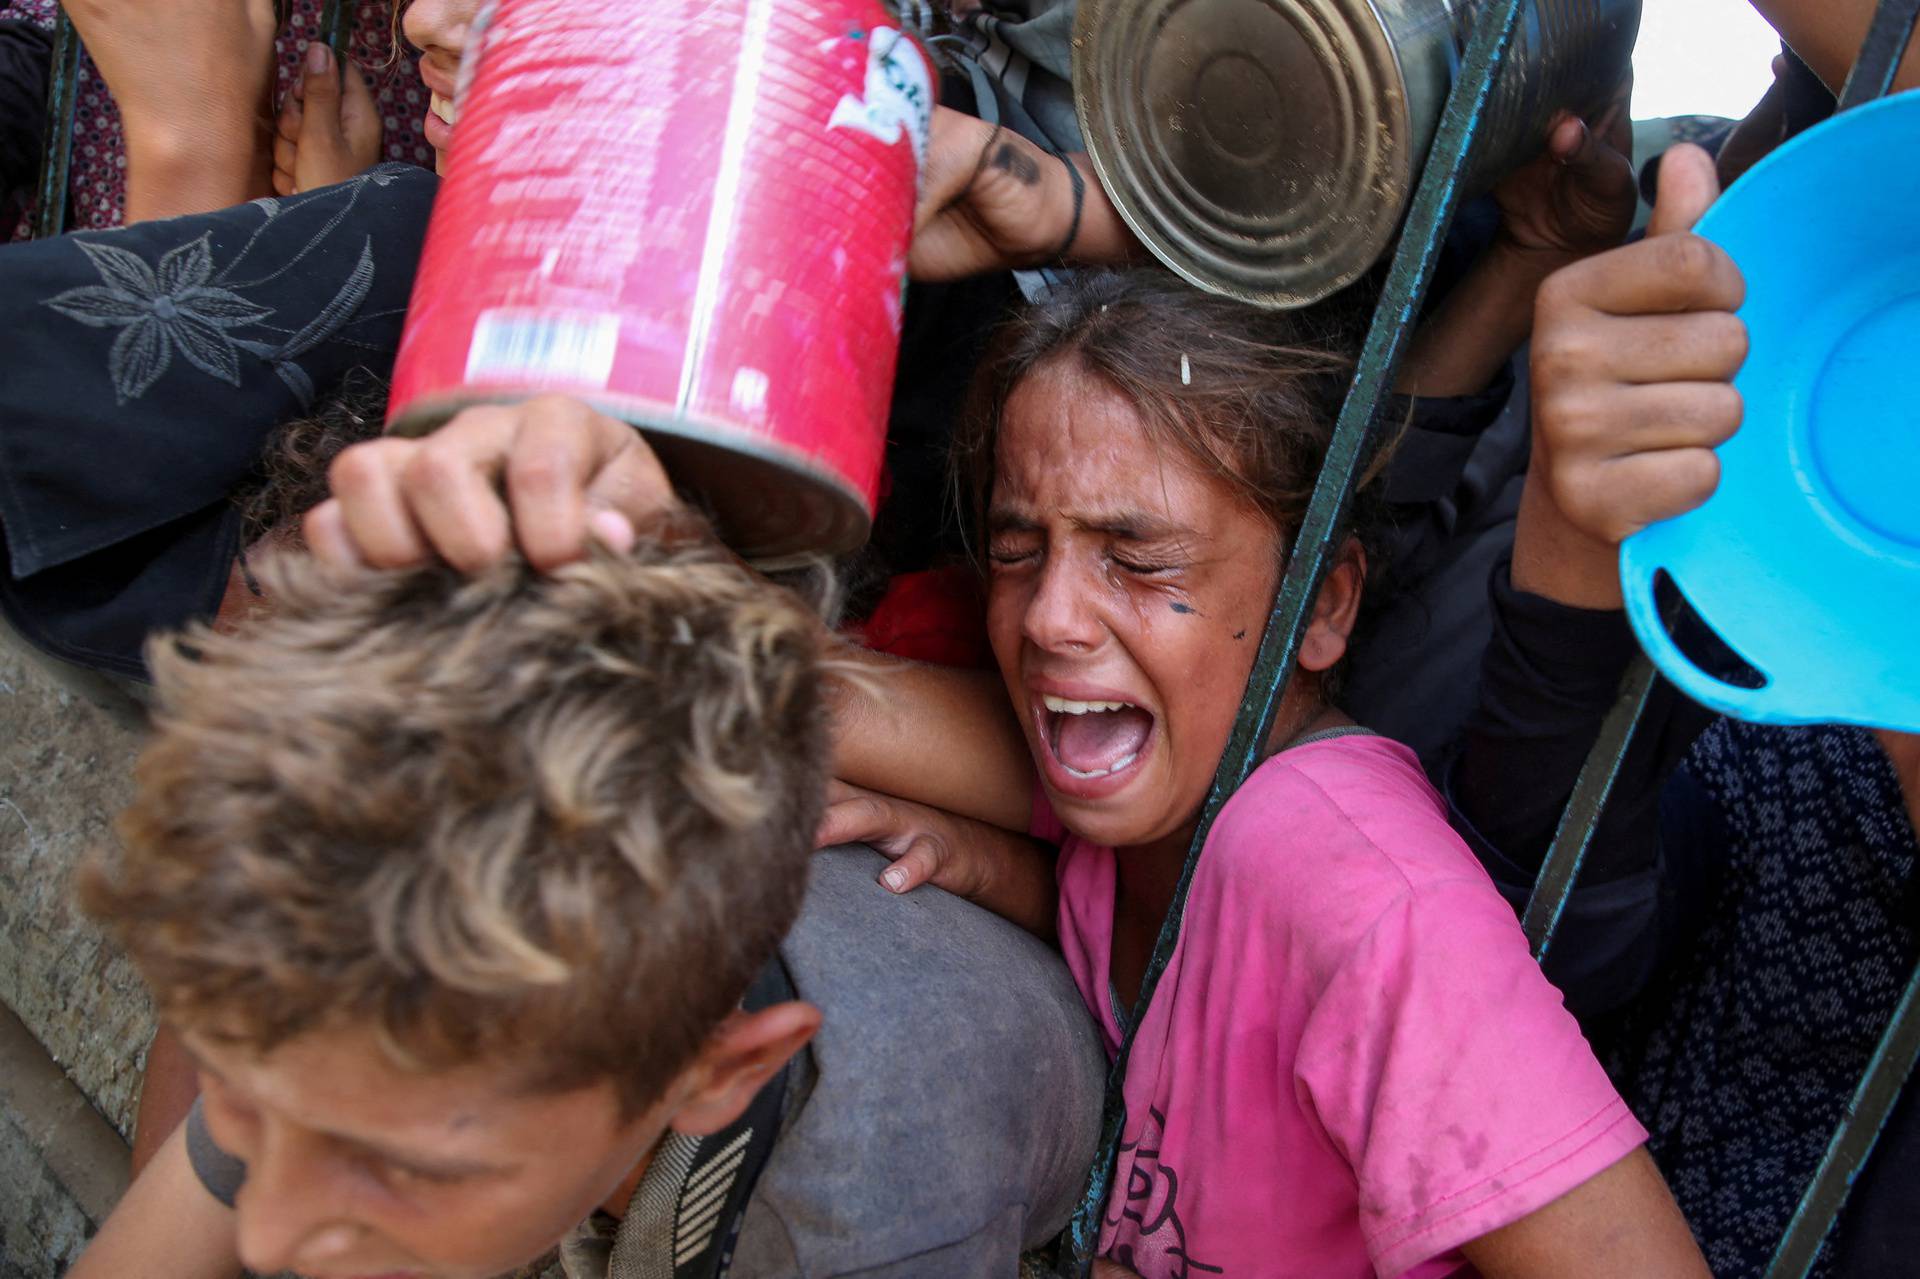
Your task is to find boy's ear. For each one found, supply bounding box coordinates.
[667,1001,821,1137]
[1298,540,1366,674]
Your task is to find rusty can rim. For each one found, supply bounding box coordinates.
[1073,0,1418,309]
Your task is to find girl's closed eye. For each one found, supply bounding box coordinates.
[988,532,1042,567]
[1110,550,1182,576]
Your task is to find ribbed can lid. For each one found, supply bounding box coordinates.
[1074,0,1425,308]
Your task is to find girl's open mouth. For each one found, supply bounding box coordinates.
[1039,694,1155,791]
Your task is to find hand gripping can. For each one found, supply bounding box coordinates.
[387,0,933,559]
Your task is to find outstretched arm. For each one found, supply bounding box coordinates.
[67,1121,241,1279]
[61,0,281,222]
[1448,147,1744,1014]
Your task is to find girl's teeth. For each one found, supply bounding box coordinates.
[429,92,456,124]
[1062,751,1139,780]
[1042,695,1133,715]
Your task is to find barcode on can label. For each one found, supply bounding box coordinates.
[465,309,620,387]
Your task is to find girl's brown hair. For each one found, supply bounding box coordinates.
[952,268,1385,567]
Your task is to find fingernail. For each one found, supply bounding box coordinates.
[882,867,908,892]
[588,509,636,553]
[307,42,330,73]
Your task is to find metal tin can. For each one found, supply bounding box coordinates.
[387,0,933,559]
[1074,0,1641,309]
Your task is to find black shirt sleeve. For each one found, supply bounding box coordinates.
[1445,556,1717,1016]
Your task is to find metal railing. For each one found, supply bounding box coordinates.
[25,2,1920,1277]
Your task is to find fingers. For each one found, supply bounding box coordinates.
[1538,381,1744,459]
[1533,304,1748,388]
[504,400,603,571]
[325,437,439,569]
[1546,448,1723,545]
[812,786,946,893]
[1544,111,1590,164]
[301,498,361,569]
[913,106,998,232]
[338,52,384,166]
[498,396,674,570]
[1645,143,1721,238]
[877,838,945,894]
[1538,229,1746,320]
[321,397,680,574]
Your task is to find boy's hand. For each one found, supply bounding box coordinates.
[1515,144,1749,608]
[816,780,1057,939]
[272,43,383,196]
[305,396,680,573]
[1397,89,1633,399]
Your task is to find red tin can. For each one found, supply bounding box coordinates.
[387,0,933,558]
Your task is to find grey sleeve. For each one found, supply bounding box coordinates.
[184,1098,247,1208]
[821,1205,1028,1279]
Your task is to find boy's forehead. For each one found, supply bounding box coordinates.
[184,1025,620,1151]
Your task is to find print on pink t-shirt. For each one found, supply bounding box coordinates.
[1043,734,1647,1279]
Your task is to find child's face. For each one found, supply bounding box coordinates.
[188,1024,667,1279]
[985,361,1285,851]
[400,0,482,175]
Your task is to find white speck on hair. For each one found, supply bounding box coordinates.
[673,616,694,646]
[1180,353,1191,386]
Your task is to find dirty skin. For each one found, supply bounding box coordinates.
[991,143,1044,186]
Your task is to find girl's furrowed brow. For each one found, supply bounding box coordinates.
[1072,512,1192,542]
[988,506,1195,543]
[987,509,1042,535]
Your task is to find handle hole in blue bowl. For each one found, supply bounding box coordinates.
[1652,570,1771,692]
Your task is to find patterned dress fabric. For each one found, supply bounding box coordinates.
[1600,721,1919,1278]
[4,0,431,236]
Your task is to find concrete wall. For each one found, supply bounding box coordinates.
[0,628,148,1276]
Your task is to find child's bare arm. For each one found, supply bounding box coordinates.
[61,0,280,222]
[817,780,1057,938]
[1517,145,1747,608]
[68,1122,241,1279]
[1461,1147,1710,1278]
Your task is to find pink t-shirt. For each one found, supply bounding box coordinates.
[1044,734,1646,1279]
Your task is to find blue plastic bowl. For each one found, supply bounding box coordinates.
[1619,88,1920,733]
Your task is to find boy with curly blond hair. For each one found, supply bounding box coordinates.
[70,537,1104,1279]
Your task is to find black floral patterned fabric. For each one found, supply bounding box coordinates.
[0,163,436,676]
[1599,720,1919,1279]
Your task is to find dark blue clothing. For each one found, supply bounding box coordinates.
[1450,564,1920,1278]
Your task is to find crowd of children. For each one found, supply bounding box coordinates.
[1,1,1916,1277]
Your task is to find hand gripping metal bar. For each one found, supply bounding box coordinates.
[1057,0,1532,1270]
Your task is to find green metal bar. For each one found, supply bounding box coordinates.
[30,8,81,240]
[1523,655,1658,961]
[1765,963,1920,1279]
[1058,0,1531,1270]
[1839,0,1920,111]
[319,0,356,64]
